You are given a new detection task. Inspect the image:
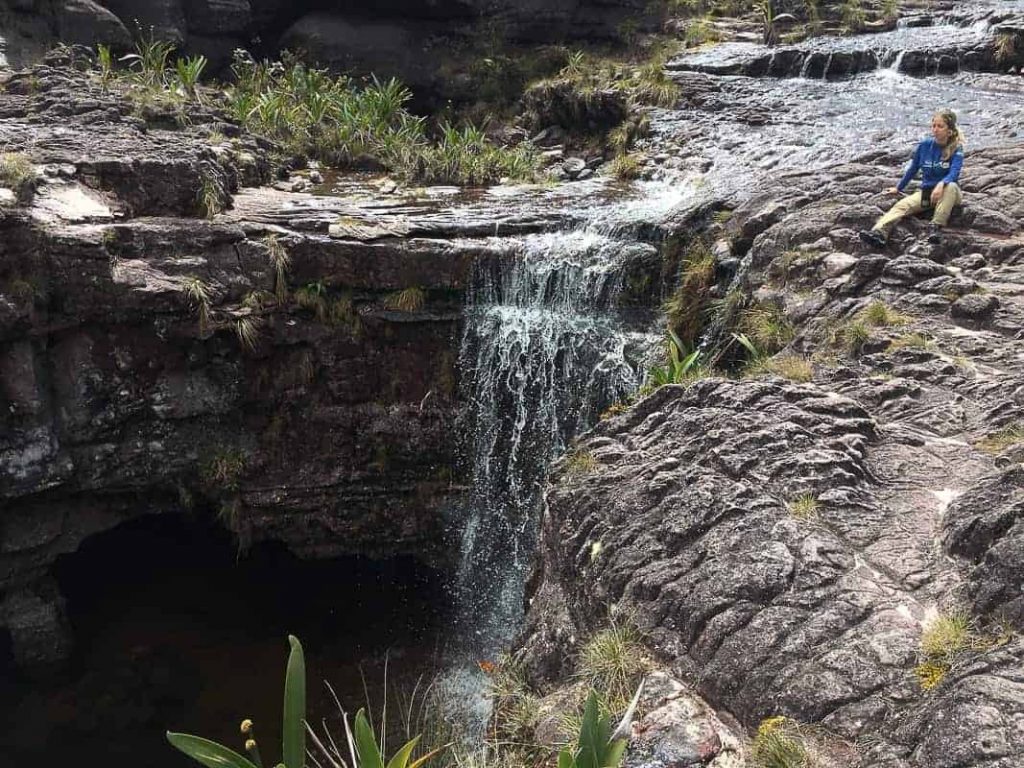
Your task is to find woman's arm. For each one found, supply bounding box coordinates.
[897,142,924,192]
[942,146,964,185]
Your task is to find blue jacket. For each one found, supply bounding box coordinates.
[897,137,964,192]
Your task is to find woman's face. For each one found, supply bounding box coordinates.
[931,115,952,145]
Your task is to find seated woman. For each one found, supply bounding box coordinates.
[860,109,964,247]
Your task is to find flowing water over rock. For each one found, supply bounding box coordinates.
[454,229,661,656]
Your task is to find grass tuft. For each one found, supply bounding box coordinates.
[576,622,647,714]
[384,286,426,313]
[748,355,813,383]
[787,493,820,520]
[860,300,911,328]
[563,447,599,477]
[975,423,1024,455]
[664,239,716,346]
[234,316,261,351]
[0,152,36,202]
[183,276,213,334]
[609,153,642,180]
[751,716,809,768]
[740,304,795,355]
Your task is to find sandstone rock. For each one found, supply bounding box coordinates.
[55,0,131,48]
[951,292,1000,320]
[821,251,857,278]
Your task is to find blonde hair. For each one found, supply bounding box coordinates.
[934,109,965,157]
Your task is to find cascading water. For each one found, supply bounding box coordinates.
[452,229,659,657]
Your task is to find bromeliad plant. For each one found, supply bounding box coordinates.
[306,704,445,768]
[557,684,642,768]
[167,634,306,768]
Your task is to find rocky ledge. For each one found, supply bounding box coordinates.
[0,60,665,672]
[518,136,1024,765]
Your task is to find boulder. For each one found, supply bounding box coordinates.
[55,0,132,48]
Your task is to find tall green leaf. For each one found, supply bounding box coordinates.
[385,735,420,768]
[354,709,385,768]
[166,733,259,768]
[283,635,306,768]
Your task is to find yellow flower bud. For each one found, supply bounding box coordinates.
[240,719,253,734]
[245,739,257,752]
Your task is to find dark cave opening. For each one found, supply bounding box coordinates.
[0,512,452,768]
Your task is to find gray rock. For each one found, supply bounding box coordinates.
[563,157,587,178]
[951,293,1000,320]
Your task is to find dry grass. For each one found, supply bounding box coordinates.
[752,716,809,768]
[563,447,599,477]
[609,153,642,180]
[787,493,820,521]
[740,304,795,354]
[384,286,426,312]
[860,300,911,328]
[749,355,813,383]
[975,423,1024,455]
[889,332,934,351]
[0,152,36,201]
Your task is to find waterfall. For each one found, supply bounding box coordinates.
[451,229,657,656]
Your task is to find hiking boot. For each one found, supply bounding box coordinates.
[859,228,888,249]
[927,223,944,244]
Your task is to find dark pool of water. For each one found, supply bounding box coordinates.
[0,513,452,768]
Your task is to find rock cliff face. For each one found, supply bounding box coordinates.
[0,62,479,671]
[519,138,1024,765]
[0,0,659,73]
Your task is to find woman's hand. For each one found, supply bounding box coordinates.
[930,183,945,206]
[886,186,902,196]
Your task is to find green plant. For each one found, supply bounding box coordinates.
[235,316,261,351]
[751,716,808,768]
[787,493,820,520]
[749,354,813,382]
[183,276,213,334]
[880,0,899,22]
[759,0,797,47]
[889,332,933,351]
[732,332,766,365]
[308,704,444,768]
[266,234,291,303]
[556,687,640,768]
[600,402,630,420]
[804,0,822,33]
[839,0,866,32]
[740,304,794,354]
[648,330,705,388]
[202,448,247,491]
[830,319,870,355]
[122,27,176,88]
[0,152,36,201]
[167,635,306,768]
[197,174,224,219]
[664,239,716,345]
[577,623,647,712]
[564,447,599,477]
[995,33,1019,66]
[860,300,911,328]
[295,280,329,322]
[914,610,973,691]
[175,54,208,100]
[975,423,1024,455]
[96,43,115,83]
[609,153,642,180]
[384,286,426,312]
[685,15,721,47]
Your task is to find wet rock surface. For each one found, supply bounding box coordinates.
[518,10,1024,767]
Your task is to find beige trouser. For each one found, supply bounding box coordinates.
[873,183,962,235]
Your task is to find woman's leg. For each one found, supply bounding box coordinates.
[931,182,962,226]
[874,191,924,236]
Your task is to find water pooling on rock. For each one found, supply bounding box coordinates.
[453,229,662,657]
